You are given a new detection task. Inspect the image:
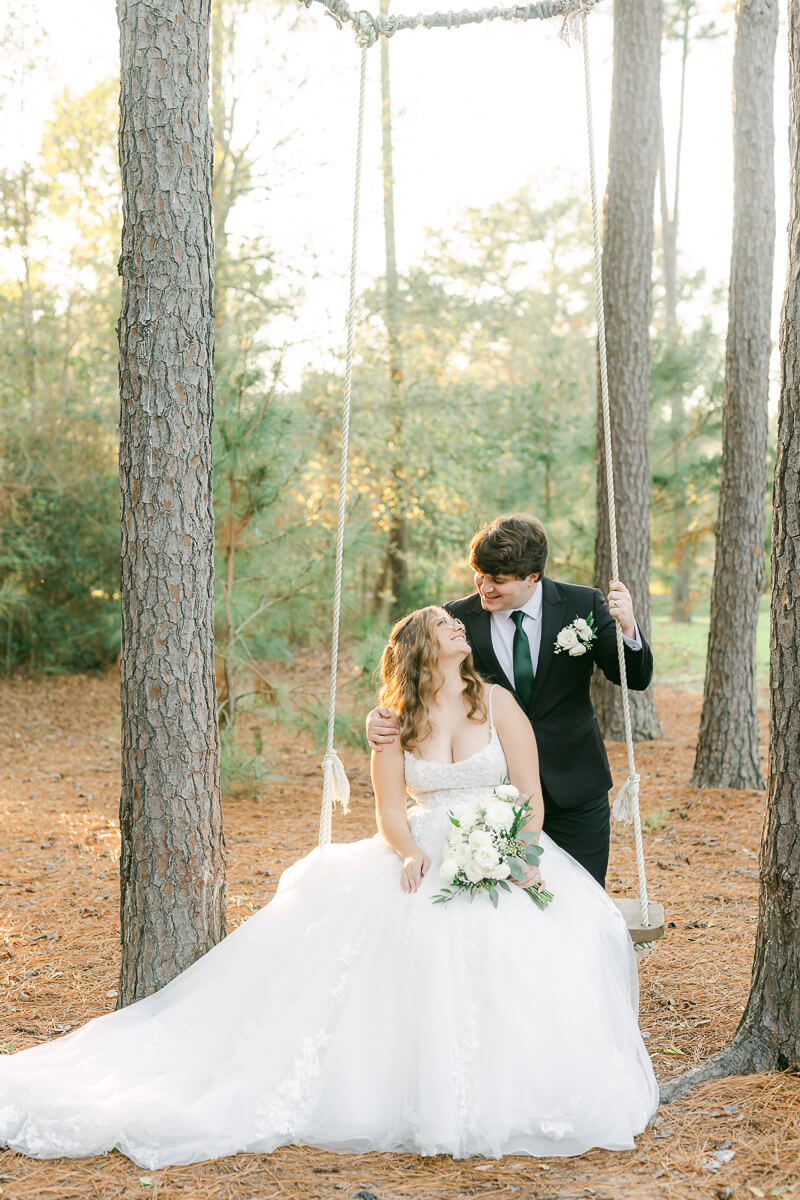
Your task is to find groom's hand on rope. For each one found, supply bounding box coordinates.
[607,580,636,640]
[366,705,400,752]
[401,852,430,894]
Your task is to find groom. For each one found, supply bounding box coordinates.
[367,513,653,887]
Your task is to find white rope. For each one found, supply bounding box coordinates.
[302,0,601,46]
[581,9,650,931]
[314,10,653,937]
[318,43,368,848]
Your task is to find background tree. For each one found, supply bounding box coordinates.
[371,0,409,619]
[209,0,301,735]
[117,0,226,1003]
[658,0,723,621]
[692,0,777,791]
[662,0,800,1100]
[0,77,120,673]
[593,0,663,741]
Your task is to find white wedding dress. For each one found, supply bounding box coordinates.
[0,704,658,1168]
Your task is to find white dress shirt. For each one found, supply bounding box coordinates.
[489,582,643,690]
[490,587,543,686]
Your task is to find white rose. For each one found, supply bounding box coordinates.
[473,846,500,872]
[439,858,458,886]
[494,784,520,800]
[456,804,480,831]
[485,800,514,832]
[490,861,512,880]
[573,617,593,641]
[468,829,494,852]
[463,860,485,884]
[452,840,471,866]
[568,642,588,657]
[556,626,580,652]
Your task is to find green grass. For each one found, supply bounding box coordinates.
[649,594,770,693]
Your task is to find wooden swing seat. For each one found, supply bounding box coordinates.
[613,899,665,945]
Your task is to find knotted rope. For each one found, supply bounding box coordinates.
[315,4,653,944]
[580,9,650,933]
[318,43,369,848]
[302,0,600,46]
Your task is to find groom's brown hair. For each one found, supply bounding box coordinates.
[469,514,548,579]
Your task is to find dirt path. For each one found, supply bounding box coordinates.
[0,667,797,1200]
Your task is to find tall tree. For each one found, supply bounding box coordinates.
[692,0,777,791]
[116,0,226,1003]
[593,0,663,741]
[372,0,409,618]
[659,1,701,621]
[662,0,800,1101]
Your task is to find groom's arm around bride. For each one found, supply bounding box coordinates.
[366,513,653,887]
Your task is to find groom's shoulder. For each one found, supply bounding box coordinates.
[545,577,602,606]
[445,592,482,616]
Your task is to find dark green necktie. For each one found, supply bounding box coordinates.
[511,610,535,707]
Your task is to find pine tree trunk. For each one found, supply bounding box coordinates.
[593,0,663,742]
[662,0,800,1103]
[117,0,226,1005]
[692,0,777,791]
[378,0,408,618]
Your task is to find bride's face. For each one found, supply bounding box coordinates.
[432,613,470,662]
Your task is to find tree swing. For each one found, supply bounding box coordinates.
[304,0,665,947]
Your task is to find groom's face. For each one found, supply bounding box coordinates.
[474,572,540,612]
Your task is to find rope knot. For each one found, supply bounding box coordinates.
[353,9,380,46]
[612,772,640,826]
[322,748,351,814]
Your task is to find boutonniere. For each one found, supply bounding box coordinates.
[554,615,596,657]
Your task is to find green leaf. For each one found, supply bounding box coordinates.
[448,814,461,827]
[488,886,499,909]
[497,879,511,892]
[507,857,527,881]
[524,846,543,866]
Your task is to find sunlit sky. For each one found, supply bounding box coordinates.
[9,0,792,389]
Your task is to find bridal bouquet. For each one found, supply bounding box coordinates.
[433,785,554,911]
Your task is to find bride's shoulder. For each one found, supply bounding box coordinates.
[488,685,529,728]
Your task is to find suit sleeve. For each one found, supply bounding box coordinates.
[590,588,653,691]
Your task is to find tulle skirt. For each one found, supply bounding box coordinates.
[0,829,658,1168]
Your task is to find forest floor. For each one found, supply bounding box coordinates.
[1,660,797,1200]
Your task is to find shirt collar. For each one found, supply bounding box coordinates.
[499,580,542,623]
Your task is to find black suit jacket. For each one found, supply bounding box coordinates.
[445,578,653,809]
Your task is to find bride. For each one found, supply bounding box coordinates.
[0,606,658,1168]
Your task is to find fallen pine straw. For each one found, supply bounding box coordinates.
[0,661,794,1200]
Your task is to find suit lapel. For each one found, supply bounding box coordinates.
[464,595,515,692]
[530,577,566,706]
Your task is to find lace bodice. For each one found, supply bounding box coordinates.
[404,726,508,810]
[403,687,507,814]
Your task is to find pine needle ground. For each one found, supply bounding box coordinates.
[0,665,792,1200]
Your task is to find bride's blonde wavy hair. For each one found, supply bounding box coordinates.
[378,606,487,750]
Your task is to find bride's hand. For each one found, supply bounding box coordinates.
[400,852,430,894]
[512,864,545,891]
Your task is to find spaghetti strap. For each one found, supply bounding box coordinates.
[488,684,498,731]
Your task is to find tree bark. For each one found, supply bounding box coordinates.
[692,0,777,791]
[117,0,226,1004]
[593,0,663,742]
[662,0,799,1103]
